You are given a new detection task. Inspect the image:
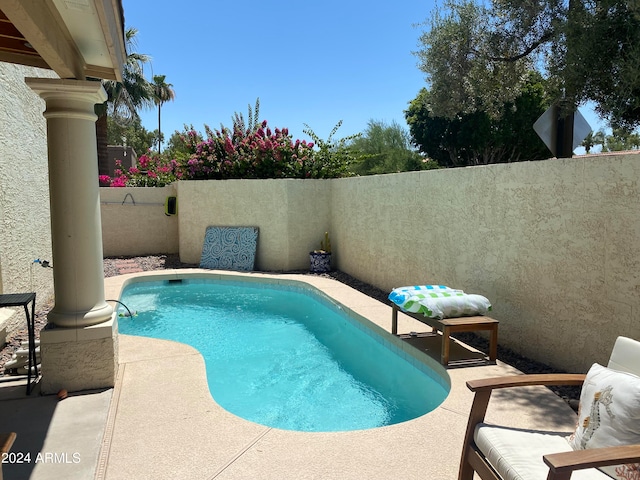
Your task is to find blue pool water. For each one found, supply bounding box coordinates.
[118,278,449,432]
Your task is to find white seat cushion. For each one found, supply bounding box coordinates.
[475,424,611,480]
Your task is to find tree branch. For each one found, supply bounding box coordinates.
[487,30,555,63]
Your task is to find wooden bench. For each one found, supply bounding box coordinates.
[391,304,499,366]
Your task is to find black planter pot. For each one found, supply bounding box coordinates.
[309,252,331,273]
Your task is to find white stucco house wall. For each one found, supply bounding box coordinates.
[0,62,57,341]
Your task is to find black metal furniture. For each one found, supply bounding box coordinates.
[0,293,37,394]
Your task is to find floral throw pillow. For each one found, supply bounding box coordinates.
[568,363,640,478]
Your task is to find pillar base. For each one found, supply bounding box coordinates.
[39,314,118,395]
[47,302,113,328]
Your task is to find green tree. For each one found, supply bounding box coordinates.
[107,116,156,156]
[96,27,153,175]
[405,73,551,166]
[603,128,640,152]
[151,74,176,153]
[416,1,640,131]
[349,120,435,175]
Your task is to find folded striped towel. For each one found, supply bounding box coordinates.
[389,285,491,319]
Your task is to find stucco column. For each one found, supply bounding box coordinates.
[26,78,112,327]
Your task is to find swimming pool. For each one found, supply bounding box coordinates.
[117,276,450,432]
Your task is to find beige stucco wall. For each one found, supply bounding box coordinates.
[0,63,57,337]
[332,153,640,373]
[176,179,332,270]
[100,186,179,256]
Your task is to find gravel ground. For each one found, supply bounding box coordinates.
[0,254,581,406]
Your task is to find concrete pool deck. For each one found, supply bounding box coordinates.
[1,270,579,479]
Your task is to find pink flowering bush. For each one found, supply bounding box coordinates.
[127,153,181,186]
[100,118,356,186]
[183,121,317,180]
[100,155,180,187]
[99,160,128,187]
[168,127,202,161]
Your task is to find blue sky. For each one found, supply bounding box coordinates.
[123,0,606,151]
[123,0,434,144]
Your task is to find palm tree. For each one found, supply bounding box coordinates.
[581,130,606,154]
[96,27,153,175]
[151,75,176,153]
